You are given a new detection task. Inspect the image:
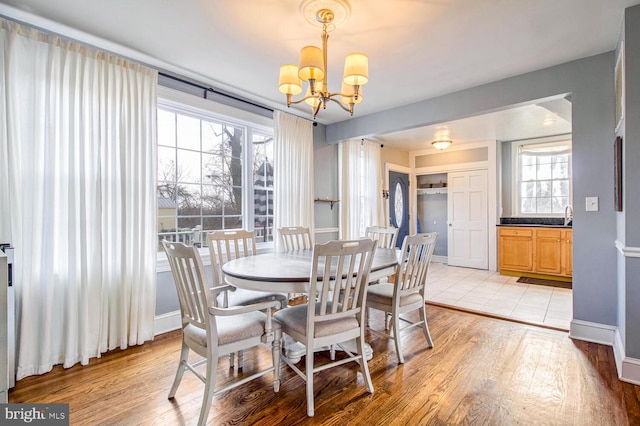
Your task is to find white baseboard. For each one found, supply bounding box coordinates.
[569,319,617,345]
[570,319,640,384]
[154,310,181,336]
[432,255,447,264]
[614,328,640,385]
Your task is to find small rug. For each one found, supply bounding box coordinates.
[516,276,572,289]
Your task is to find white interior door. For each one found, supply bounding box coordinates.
[447,170,488,269]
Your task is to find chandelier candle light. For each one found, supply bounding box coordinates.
[278,0,368,119]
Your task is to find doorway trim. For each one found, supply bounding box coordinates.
[410,140,498,271]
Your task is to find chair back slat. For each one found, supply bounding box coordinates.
[396,233,438,297]
[365,226,399,249]
[162,240,211,330]
[279,226,313,251]
[308,239,376,328]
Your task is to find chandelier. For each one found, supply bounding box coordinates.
[278,0,369,120]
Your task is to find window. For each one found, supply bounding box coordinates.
[514,139,571,215]
[157,93,274,251]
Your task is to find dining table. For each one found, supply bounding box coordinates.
[222,246,400,362]
[221,247,399,293]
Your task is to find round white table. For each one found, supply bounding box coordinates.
[222,247,399,293]
[222,247,399,362]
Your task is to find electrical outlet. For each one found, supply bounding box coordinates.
[586,196,599,212]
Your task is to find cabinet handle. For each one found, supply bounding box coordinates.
[514,231,518,234]
[567,240,571,243]
[557,240,561,242]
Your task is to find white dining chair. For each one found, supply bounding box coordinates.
[366,232,438,364]
[162,240,282,426]
[279,226,313,251]
[274,239,377,417]
[365,225,399,249]
[207,229,289,309]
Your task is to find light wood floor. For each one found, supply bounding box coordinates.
[9,306,640,425]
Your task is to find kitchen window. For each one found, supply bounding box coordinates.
[513,139,572,216]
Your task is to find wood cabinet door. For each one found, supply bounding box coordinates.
[563,230,573,276]
[535,229,563,275]
[498,228,533,272]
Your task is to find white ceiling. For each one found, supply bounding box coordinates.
[0,0,636,150]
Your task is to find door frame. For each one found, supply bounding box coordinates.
[409,140,498,271]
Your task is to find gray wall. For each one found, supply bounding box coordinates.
[325,52,619,332]
[618,5,640,358]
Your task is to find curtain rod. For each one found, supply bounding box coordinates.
[159,72,273,113]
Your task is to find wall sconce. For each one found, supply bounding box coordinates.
[382,189,389,199]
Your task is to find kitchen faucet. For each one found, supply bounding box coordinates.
[564,205,573,226]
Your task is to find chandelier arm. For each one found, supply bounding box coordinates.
[288,94,323,105]
[326,97,353,113]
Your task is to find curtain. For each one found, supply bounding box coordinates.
[339,139,384,239]
[273,111,314,251]
[0,18,158,379]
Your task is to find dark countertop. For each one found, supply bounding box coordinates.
[496,224,572,228]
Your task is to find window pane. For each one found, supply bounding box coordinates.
[177,149,201,184]
[552,180,569,196]
[536,181,551,197]
[537,197,552,213]
[521,198,536,214]
[202,216,223,232]
[177,115,201,151]
[224,216,243,229]
[552,158,568,179]
[202,185,223,215]
[158,109,176,147]
[552,197,568,213]
[521,181,535,197]
[521,165,536,181]
[202,121,223,153]
[536,162,551,180]
[177,183,201,216]
[521,154,536,166]
[158,146,176,182]
[223,125,243,159]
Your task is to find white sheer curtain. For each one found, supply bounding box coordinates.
[339,139,384,239]
[273,111,314,251]
[0,18,158,379]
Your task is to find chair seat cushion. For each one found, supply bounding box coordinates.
[366,283,424,307]
[219,287,288,309]
[184,311,281,347]
[273,303,359,339]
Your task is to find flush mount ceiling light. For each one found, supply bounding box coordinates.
[278,0,369,120]
[431,140,453,150]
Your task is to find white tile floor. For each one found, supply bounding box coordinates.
[425,262,572,331]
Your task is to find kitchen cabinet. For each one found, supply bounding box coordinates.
[498,228,533,272]
[498,226,572,279]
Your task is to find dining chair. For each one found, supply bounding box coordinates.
[366,232,438,364]
[207,229,289,309]
[274,239,377,417]
[162,240,282,426]
[279,226,313,251]
[365,225,399,249]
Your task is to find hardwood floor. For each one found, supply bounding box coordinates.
[9,306,640,425]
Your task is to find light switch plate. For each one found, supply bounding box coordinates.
[586,196,599,211]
